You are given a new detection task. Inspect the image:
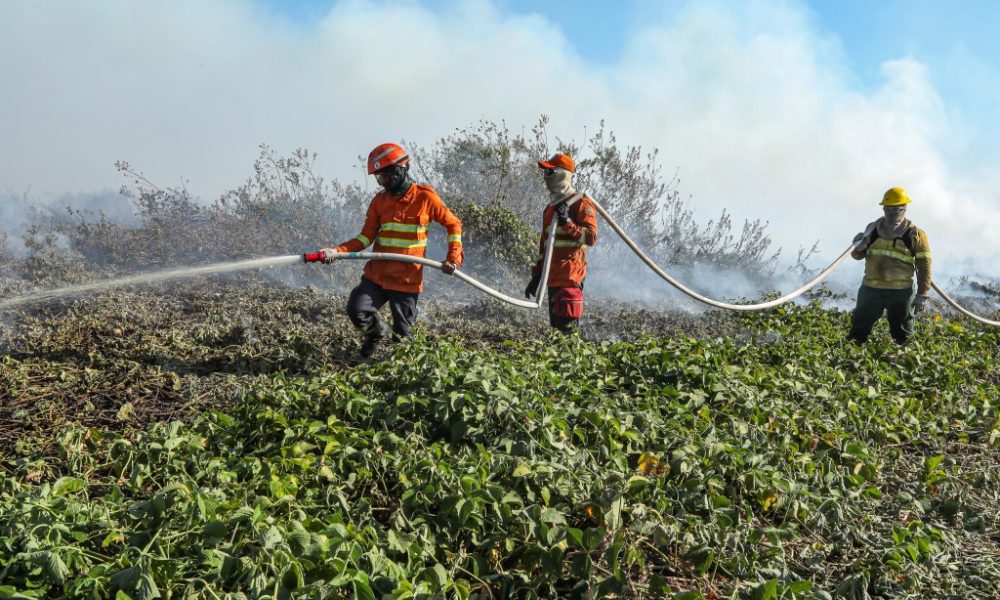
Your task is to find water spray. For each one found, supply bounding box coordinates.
[0,255,303,310]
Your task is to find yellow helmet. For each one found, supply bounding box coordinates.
[880,187,911,206]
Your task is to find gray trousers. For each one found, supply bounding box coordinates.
[346,277,419,338]
[848,285,915,344]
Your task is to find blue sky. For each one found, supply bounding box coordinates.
[3,0,999,265]
[253,0,1000,165]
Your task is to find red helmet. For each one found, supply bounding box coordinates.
[367,143,410,174]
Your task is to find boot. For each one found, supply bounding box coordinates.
[359,319,388,358]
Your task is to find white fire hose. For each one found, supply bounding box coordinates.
[1,199,998,327]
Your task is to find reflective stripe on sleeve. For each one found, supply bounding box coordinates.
[447,234,462,243]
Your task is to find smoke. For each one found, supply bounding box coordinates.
[0,190,137,257]
[1,0,998,323]
[3,0,1000,268]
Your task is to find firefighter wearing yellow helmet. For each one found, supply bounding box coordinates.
[847,187,932,345]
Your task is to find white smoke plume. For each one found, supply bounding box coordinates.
[1,0,998,297]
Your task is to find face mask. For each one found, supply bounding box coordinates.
[375,165,410,195]
[544,168,574,199]
[883,206,906,226]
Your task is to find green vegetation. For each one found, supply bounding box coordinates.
[1,122,998,598]
[1,290,998,599]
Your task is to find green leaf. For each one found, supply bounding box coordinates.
[752,579,778,600]
[353,574,376,600]
[540,507,566,525]
[202,521,228,539]
[52,476,86,496]
[29,551,70,585]
[112,567,140,590]
[453,579,471,600]
[923,455,945,477]
[604,499,623,530]
[135,574,161,600]
[648,575,671,598]
[431,564,449,589]
[787,580,813,594]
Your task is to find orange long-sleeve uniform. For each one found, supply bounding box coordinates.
[334,183,463,293]
[531,194,599,287]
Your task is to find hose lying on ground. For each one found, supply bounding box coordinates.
[930,282,1000,327]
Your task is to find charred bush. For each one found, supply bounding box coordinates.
[10,118,779,294]
[447,198,537,282]
[413,116,780,283]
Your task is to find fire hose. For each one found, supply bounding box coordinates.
[587,198,856,310]
[0,202,996,326]
[303,196,1000,325]
[929,282,1000,327]
[304,220,559,310]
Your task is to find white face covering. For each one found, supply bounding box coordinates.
[877,205,909,238]
[544,167,576,203]
[884,205,906,225]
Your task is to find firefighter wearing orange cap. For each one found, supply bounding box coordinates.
[320,143,463,357]
[524,152,598,332]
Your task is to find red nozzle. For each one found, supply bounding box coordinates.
[303,251,325,263]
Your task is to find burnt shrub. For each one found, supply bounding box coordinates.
[412,116,780,283]
[13,117,780,292]
[446,198,538,283]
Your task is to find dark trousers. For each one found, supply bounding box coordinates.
[346,277,419,338]
[547,280,584,332]
[848,285,915,344]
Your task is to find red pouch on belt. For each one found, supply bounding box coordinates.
[552,286,584,319]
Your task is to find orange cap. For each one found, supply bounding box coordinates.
[537,152,575,172]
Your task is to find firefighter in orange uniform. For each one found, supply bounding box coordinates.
[320,143,463,357]
[524,153,598,332]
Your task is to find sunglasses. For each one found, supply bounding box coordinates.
[543,168,557,177]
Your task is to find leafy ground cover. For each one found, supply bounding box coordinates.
[0,282,998,599]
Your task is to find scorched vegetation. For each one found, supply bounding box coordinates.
[1,120,999,598]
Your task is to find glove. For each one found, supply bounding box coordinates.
[852,232,865,245]
[913,294,929,314]
[320,248,341,264]
[524,273,541,299]
[441,260,457,275]
[554,201,569,226]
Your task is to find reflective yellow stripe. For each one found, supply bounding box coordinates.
[447,234,462,243]
[915,251,931,259]
[867,248,913,263]
[380,223,428,234]
[546,223,587,242]
[354,234,370,246]
[375,237,427,249]
[553,240,585,248]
